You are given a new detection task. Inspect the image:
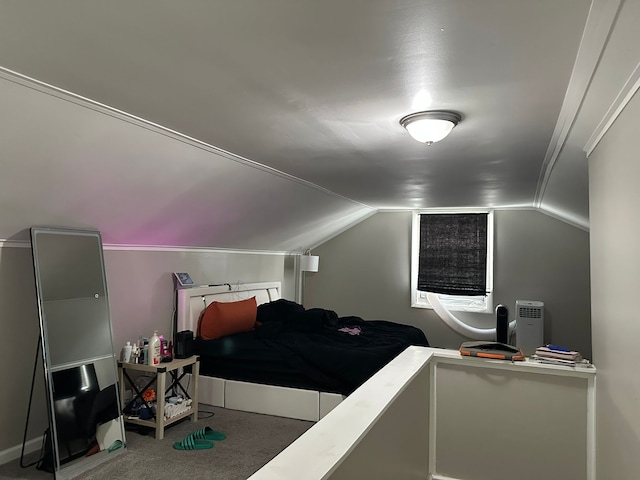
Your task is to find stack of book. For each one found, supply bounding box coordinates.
[532,345,592,367]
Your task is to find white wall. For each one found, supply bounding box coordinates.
[327,364,430,480]
[0,246,48,457]
[0,72,374,252]
[102,248,288,349]
[250,348,594,480]
[434,362,589,479]
[589,89,640,479]
[0,244,289,454]
[304,210,591,357]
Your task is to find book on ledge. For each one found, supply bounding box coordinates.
[459,341,525,361]
[534,346,583,362]
[532,355,593,368]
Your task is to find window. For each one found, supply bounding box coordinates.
[411,210,493,313]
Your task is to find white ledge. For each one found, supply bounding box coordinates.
[249,347,595,480]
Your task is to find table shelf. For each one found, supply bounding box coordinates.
[117,355,199,440]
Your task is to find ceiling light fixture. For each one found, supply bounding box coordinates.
[399,110,462,145]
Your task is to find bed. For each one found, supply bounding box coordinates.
[176,282,429,421]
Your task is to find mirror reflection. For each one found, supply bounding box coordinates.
[30,227,126,478]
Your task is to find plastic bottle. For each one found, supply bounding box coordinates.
[123,341,132,362]
[141,338,149,364]
[148,330,161,366]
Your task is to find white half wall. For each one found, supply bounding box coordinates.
[249,347,595,480]
[588,88,640,479]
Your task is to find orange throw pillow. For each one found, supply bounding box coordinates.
[198,296,257,340]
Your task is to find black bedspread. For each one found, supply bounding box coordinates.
[193,299,429,395]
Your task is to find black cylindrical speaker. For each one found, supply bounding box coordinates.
[496,304,509,344]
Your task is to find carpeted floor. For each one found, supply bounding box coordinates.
[0,406,314,480]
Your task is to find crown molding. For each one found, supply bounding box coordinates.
[534,0,622,207]
[584,59,640,156]
[0,67,371,210]
[0,239,292,255]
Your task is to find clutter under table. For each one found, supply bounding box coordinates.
[117,355,199,439]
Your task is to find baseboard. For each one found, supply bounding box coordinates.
[0,435,44,466]
[429,474,464,480]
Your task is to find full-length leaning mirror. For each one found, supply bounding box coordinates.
[30,227,126,479]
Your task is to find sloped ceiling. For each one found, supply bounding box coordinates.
[0,1,635,251]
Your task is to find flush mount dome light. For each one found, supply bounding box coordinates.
[399,110,462,145]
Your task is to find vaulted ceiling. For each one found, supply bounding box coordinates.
[0,1,637,251]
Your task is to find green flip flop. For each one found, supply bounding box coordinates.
[191,426,227,441]
[108,439,124,453]
[172,436,213,450]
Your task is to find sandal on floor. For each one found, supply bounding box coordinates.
[191,426,227,441]
[172,437,213,450]
[108,439,124,453]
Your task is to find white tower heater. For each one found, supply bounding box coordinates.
[515,300,544,355]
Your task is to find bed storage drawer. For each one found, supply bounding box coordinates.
[225,380,320,421]
[195,375,225,407]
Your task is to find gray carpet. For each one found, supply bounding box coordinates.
[0,406,313,480]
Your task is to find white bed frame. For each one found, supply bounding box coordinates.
[176,281,344,421]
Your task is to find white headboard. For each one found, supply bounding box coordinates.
[176,281,281,335]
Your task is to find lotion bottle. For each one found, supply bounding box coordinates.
[148,330,161,366]
[123,341,132,362]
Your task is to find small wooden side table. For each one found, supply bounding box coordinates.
[117,355,199,440]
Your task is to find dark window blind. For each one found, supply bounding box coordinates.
[418,213,488,296]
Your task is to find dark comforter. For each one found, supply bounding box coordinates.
[193,299,429,395]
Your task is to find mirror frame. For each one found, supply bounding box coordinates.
[30,227,127,478]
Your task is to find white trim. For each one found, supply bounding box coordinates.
[0,435,44,467]
[534,206,590,232]
[0,238,292,255]
[587,374,597,480]
[409,207,497,215]
[103,244,290,255]
[0,240,29,249]
[250,347,432,480]
[411,212,421,308]
[250,347,596,480]
[380,205,591,232]
[378,205,534,214]
[534,0,623,207]
[428,360,438,475]
[486,211,494,303]
[584,59,640,156]
[0,67,371,210]
[411,210,494,314]
[433,353,596,379]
